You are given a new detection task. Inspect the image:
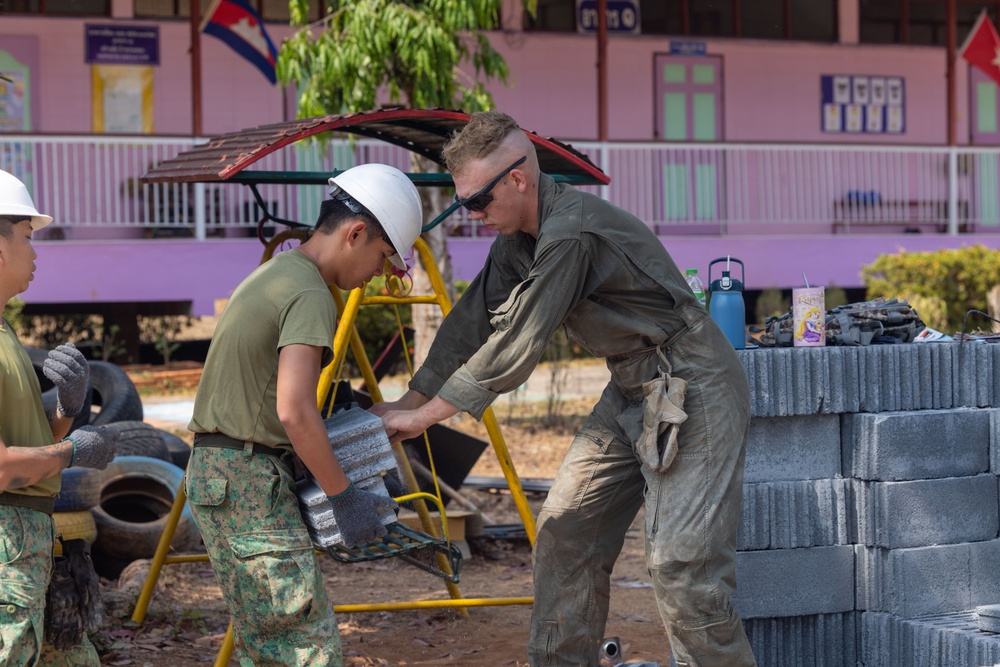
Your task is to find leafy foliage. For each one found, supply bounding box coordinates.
[278,0,515,117]
[861,244,1000,334]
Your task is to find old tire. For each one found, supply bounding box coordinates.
[90,456,199,568]
[52,510,98,555]
[89,361,143,425]
[158,430,192,469]
[54,467,105,512]
[105,421,170,461]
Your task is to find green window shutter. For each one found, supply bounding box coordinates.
[663,164,689,219]
[663,93,687,141]
[693,93,717,141]
[977,81,998,134]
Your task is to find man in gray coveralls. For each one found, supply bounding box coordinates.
[374,110,755,667]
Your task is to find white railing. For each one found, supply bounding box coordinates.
[1,135,997,239]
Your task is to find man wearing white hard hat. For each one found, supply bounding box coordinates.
[0,170,119,666]
[186,163,422,665]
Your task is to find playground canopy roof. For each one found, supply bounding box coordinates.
[141,107,610,188]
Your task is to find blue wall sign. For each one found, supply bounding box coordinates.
[576,0,641,34]
[85,25,160,66]
[669,41,707,56]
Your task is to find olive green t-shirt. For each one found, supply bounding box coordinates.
[0,318,59,497]
[189,249,336,448]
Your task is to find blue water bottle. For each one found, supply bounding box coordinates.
[708,256,746,350]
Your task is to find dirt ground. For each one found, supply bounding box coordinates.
[92,380,671,667]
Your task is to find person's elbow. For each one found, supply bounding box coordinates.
[277,398,315,440]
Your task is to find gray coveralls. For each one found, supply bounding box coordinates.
[410,175,755,666]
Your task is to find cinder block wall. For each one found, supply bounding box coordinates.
[733,345,1000,666]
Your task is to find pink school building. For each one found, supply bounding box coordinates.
[3,0,1000,317]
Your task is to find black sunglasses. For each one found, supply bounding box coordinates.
[455,156,527,212]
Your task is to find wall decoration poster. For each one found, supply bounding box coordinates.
[91,65,153,133]
[0,50,30,132]
[823,104,841,132]
[821,74,905,134]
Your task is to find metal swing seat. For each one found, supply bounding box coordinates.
[128,108,610,666]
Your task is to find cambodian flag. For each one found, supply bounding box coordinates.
[200,0,278,84]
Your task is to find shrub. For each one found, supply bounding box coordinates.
[861,244,1000,334]
[755,289,789,323]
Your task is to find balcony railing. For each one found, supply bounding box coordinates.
[2,135,997,239]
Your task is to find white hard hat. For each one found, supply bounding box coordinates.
[0,170,52,231]
[328,164,421,270]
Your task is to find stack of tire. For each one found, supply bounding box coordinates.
[27,349,202,578]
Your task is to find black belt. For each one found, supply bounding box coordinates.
[193,433,289,458]
[0,491,56,516]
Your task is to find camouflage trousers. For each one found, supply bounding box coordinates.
[186,445,342,667]
[528,314,756,667]
[0,505,100,667]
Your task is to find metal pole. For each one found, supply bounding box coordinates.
[597,0,608,141]
[947,0,956,146]
[190,0,202,137]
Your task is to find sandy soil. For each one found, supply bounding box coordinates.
[89,364,673,667]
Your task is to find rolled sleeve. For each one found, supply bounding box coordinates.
[409,366,448,399]
[438,365,500,420]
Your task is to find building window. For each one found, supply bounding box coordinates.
[1,0,107,15]
[526,0,835,41]
[134,0,323,21]
[860,0,990,46]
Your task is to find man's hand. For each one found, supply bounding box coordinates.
[67,426,117,470]
[328,484,398,547]
[43,343,89,418]
[381,410,432,444]
[367,390,431,418]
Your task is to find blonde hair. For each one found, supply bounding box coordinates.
[442,110,522,173]
[795,306,822,338]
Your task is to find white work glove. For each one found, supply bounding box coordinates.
[43,343,89,418]
[67,426,118,470]
[327,483,398,547]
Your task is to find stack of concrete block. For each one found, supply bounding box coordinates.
[298,406,398,548]
[732,344,1000,666]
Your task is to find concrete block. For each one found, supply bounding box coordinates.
[976,604,1000,633]
[738,479,851,551]
[732,546,855,619]
[862,610,1000,667]
[853,475,999,548]
[745,415,841,482]
[842,409,990,481]
[737,482,770,551]
[933,343,954,409]
[856,540,1000,618]
[770,479,851,549]
[742,612,858,667]
[988,409,1000,474]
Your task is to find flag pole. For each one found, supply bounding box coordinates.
[191,0,203,136]
[946,0,956,146]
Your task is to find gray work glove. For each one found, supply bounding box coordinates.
[67,426,118,470]
[43,343,89,418]
[327,483,398,547]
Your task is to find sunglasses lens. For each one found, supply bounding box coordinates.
[462,193,493,212]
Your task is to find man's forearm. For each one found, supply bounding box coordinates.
[0,440,73,491]
[284,411,351,497]
[49,411,73,441]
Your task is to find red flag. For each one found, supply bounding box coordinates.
[961,10,1000,86]
[200,0,278,84]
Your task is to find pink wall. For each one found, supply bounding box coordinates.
[0,16,974,144]
[27,233,1000,316]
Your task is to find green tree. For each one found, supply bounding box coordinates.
[278,0,523,366]
[278,0,512,117]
